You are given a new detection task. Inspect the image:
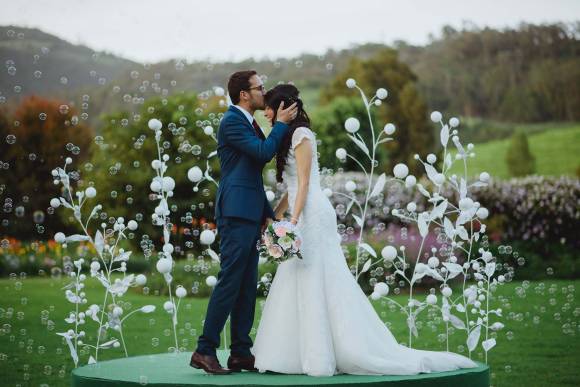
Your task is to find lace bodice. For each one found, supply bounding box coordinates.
[282,127,321,209]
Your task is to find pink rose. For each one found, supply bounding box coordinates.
[274,227,288,237]
[268,244,283,259]
[292,238,302,250]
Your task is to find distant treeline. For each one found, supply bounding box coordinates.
[0,22,578,126]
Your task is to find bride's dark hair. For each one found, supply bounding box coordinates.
[264,84,311,183]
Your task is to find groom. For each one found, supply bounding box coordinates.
[190,70,297,374]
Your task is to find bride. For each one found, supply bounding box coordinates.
[251,84,477,376]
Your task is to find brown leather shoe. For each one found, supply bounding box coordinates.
[227,354,258,372]
[189,351,232,375]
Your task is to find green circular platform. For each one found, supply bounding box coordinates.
[72,350,489,387]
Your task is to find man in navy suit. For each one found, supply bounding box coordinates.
[190,70,297,374]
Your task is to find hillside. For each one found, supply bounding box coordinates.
[1,23,579,128]
[448,123,580,178]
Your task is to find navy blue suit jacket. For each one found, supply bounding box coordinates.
[215,106,289,223]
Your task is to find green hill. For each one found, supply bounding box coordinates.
[448,123,580,178]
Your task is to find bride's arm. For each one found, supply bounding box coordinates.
[274,192,288,220]
[290,139,312,225]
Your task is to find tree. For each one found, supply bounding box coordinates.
[86,93,224,252]
[319,48,435,175]
[0,96,93,239]
[505,132,536,177]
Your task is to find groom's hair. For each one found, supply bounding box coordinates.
[228,70,257,105]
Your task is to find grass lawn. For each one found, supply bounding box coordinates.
[448,124,580,178]
[0,276,578,386]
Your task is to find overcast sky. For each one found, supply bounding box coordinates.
[1,0,578,63]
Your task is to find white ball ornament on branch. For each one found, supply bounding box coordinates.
[383,123,396,135]
[344,117,360,133]
[346,78,356,88]
[381,245,398,262]
[148,118,162,131]
[345,180,357,192]
[393,163,409,179]
[156,258,172,274]
[85,187,97,198]
[335,148,347,160]
[430,111,442,123]
[205,276,217,287]
[203,126,214,136]
[200,229,216,245]
[375,88,388,100]
[187,166,203,183]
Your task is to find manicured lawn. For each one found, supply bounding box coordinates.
[448,124,580,178]
[0,276,578,386]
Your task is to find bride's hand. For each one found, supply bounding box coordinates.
[290,216,298,225]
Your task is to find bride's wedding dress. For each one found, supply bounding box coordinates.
[251,127,477,376]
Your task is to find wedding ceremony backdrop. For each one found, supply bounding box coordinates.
[0,2,579,386]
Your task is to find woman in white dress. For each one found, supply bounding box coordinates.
[251,84,477,376]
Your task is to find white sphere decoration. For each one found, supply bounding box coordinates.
[476,207,489,219]
[65,157,72,165]
[54,232,66,244]
[163,301,174,312]
[335,148,347,159]
[90,261,100,272]
[85,187,97,198]
[459,198,474,211]
[426,294,438,305]
[175,286,187,298]
[162,154,170,161]
[50,198,61,208]
[204,126,214,135]
[374,282,389,296]
[449,117,460,127]
[113,306,123,317]
[381,245,398,261]
[442,287,453,297]
[150,179,162,193]
[344,117,360,133]
[383,123,396,135]
[156,258,172,274]
[345,180,357,192]
[266,190,275,202]
[200,229,215,245]
[430,111,442,123]
[205,275,217,287]
[370,292,381,301]
[405,175,417,188]
[148,118,162,131]
[127,220,138,230]
[346,78,356,88]
[323,188,333,197]
[376,88,388,100]
[479,172,490,182]
[426,154,437,164]
[135,274,147,286]
[393,163,409,179]
[214,86,225,96]
[498,275,505,283]
[428,256,440,268]
[163,243,174,254]
[151,159,162,170]
[162,176,175,191]
[187,166,203,183]
[406,202,417,212]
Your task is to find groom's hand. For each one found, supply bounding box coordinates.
[277,101,298,124]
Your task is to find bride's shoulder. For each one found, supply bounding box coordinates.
[291,126,315,149]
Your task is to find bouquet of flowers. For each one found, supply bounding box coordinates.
[259,220,303,263]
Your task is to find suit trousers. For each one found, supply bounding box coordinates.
[196,216,261,357]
